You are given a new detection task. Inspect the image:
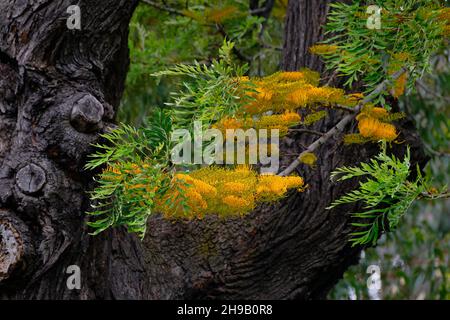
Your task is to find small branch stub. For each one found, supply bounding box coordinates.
[16,164,47,195]
[70,94,104,133]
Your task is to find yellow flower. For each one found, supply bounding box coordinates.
[224,182,248,193]
[256,87,274,101]
[156,165,306,219]
[222,195,252,209]
[392,73,408,98]
[104,165,121,175]
[287,87,310,106]
[283,176,305,190]
[213,117,244,131]
[280,111,301,124]
[235,164,252,173]
[309,44,339,55]
[278,71,306,82]
[193,179,217,197]
[206,6,238,24]
[299,152,317,166]
[438,8,450,23]
[443,25,450,37]
[174,173,195,184]
[358,117,398,141]
[186,190,208,210]
[370,107,389,119]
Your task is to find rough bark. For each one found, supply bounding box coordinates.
[0,0,148,299]
[282,0,331,72]
[0,0,427,300]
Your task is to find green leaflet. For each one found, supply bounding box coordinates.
[328,143,426,247]
[318,0,446,107]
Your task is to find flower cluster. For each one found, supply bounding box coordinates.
[356,107,399,142]
[309,44,339,55]
[214,111,301,137]
[438,8,450,36]
[182,5,238,24]
[388,52,411,98]
[342,106,405,144]
[215,70,363,137]
[241,69,358,115]
[154,166,304,219]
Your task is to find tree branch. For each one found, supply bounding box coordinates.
[216,24,252,63]
[289,129,324,136]
[423,142,450,158]
[278,68,407,177]
[140,0,185,16]
[419,191,450,200]
[140,0,252,63]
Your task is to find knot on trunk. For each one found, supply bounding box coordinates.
[15,163,46,195]
[0,212,30,283]
[70,94,105,133]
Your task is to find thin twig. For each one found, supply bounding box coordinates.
[419,191,450,200]
[261,43,283,51]
[140,0,185,16]
[416,79,450,102]
[141,0,251,63]
[333,105,357,113]
[216,24,252,63]
[288,129,324,137]
[278,68,407,177]
[325,69,339,86]
[423,143,450,158]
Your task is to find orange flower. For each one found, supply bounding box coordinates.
[278,72,305,82]
[358,117,397,141]
[309,44,339,55]
[222,195,252,209]
[392,73,408,98]
[280,111,301,124]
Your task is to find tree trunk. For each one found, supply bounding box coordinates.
[0,0,427,300]
[282,0,333,72]
[0,0,149,299]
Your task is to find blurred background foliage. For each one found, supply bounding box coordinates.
[120,0,286,124]
[121,1,449,299]
[330,53,450,300]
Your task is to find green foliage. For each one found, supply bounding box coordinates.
[86,109,173,170]
[85,1,450,299]
[152,40,250,131]
[121,1,284,125]
[329,144,426,247]
[330,48,450,300]
[319,0,446,106]
[329,200,449,300]
[402,53,450,169]
[86,109,173,238]
[88,160,169,238]
[86,42,250,237]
